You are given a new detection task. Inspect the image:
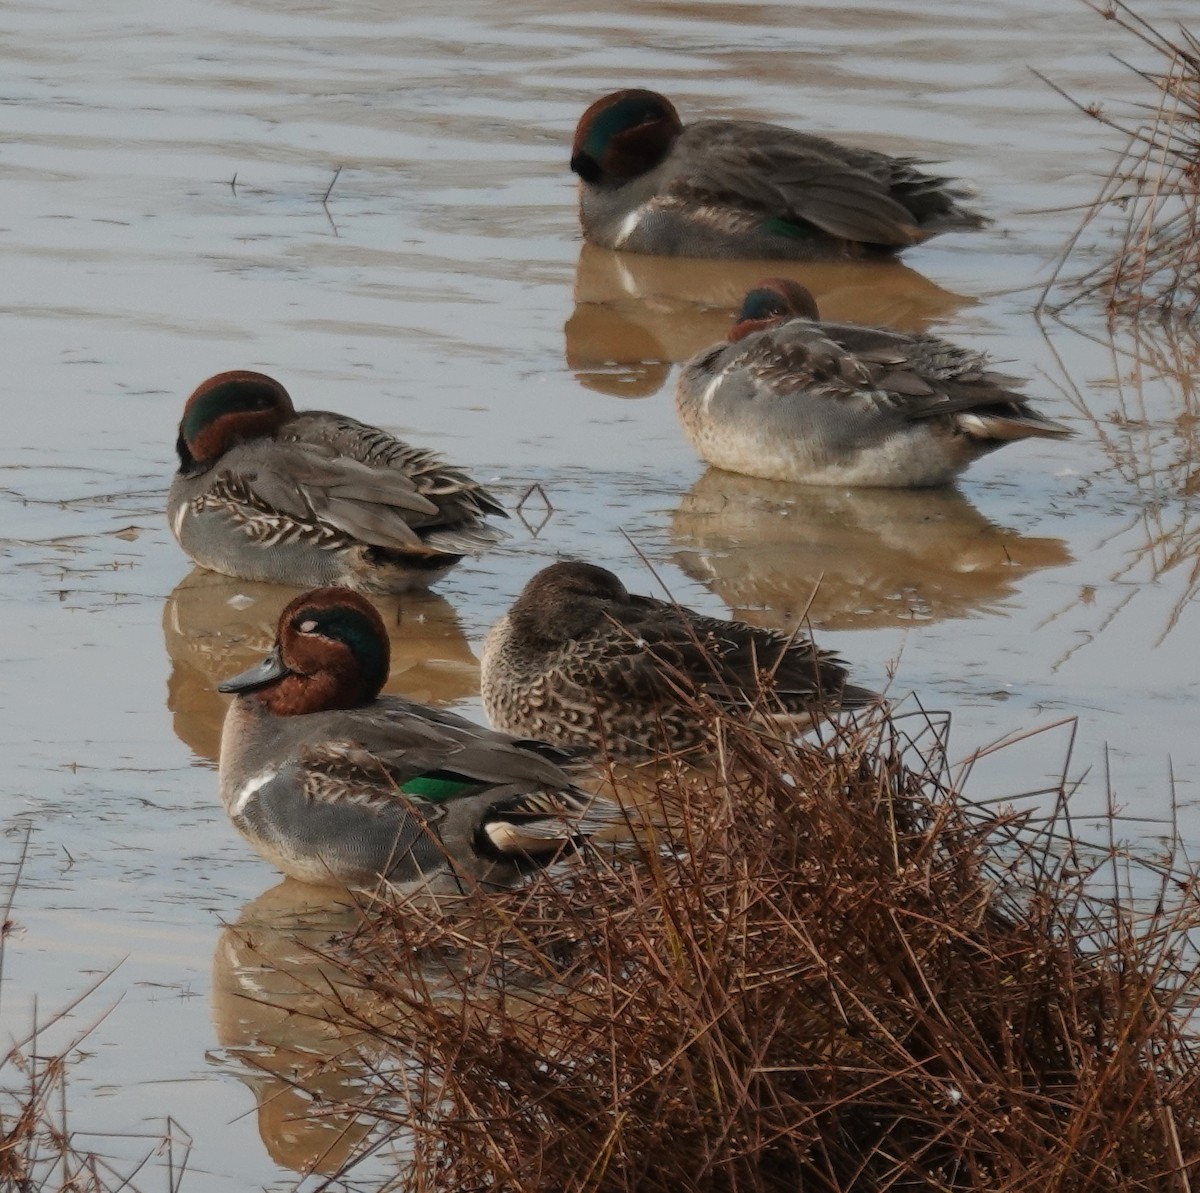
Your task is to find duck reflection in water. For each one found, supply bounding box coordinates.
[163,568,481,763]
[671,471,1073,633]
[210,882,372,1178]
[565,244,973,398]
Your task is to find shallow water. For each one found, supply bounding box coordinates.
[2,0,1199,1187]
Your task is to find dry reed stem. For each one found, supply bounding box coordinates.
[1034,312,1200,657]
[1041,1,1200,320]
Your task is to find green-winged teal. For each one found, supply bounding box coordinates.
[675,279,1072,487]
[169,371,505,593]
[481,560,877,763]
[218,587,615,889]
[571,89,986,260]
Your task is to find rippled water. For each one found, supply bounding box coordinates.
[2,0,1198,1187]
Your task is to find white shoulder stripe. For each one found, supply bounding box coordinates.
[613,209,642,249]
[231,769,277,817]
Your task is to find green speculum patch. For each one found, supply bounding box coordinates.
[762,216,816,241]
[400,773,483,802]
[181,382,251,442]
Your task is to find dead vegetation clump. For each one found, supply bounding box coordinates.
[1043,1,1200,319]
[324,704,1200,1192]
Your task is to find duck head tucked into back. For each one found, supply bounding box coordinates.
[168,369,506,594]
[506,560,631,649]
[176,370,294,475]
[728,279,822,340]
[217,587,618,890]
[570,89,684,187]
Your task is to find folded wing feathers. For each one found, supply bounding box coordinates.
[872,369,936,397]
[297,738,616,862]
[679,124,971,244]
[297,741,444,814]
[421,521,509,554]
[752,329,875,392]
[622,601,878,716]
[319,496,426,550]
[773,174,923,245]
[239,412,507,552]
[314,699,576,780]
[303,729,586,813]
[749,322,1071,436]
[300,454,441,515]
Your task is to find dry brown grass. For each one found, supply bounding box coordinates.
[301,700,1200,1192]
[1041,1,1200,319]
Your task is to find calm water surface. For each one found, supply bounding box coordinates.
[2,0,1198,1187]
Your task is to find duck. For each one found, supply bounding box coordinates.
[674,279,1073,487]
[168,371,506,593]
[570,89,985,260]
[217,586,617,890]
[480,560,878,763]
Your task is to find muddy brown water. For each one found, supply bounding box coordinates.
[2,0,1198,1186]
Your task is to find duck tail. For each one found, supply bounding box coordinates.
[956,409,1074,442]
[837,682,886,711]
[917,202,990,235]
[421,520,509,555]
[482,788,628,858]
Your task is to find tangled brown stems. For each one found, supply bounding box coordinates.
[1042,1,1200,320]
[300,698,1200,1192]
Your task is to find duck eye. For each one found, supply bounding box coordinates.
[297,618,319,634]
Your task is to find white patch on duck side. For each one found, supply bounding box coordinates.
[700,369,726,411]
[171,501,189,542]
[612,208,644,249]
[485,821,569,855]
[230,768,278,817]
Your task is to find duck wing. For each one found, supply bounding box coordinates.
[672,121,952,247]
[668,601,872,709]
[221,413,506,554]
[805,323,1073,437]
[295,733,617,860]
[594,594,871,713]
[737,321,1071,439]
[305,699,587,791]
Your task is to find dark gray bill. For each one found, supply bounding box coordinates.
[218,645,289,694]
